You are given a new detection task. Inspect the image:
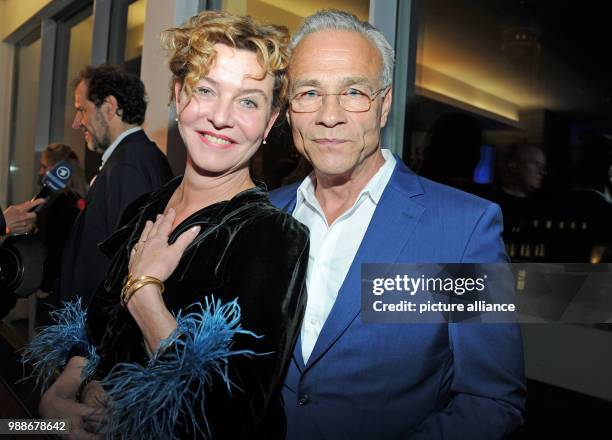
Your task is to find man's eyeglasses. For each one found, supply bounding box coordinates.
[290,87,389,113]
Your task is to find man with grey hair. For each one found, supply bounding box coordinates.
[270,9,526,439]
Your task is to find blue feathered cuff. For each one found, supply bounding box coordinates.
[21,299,99,392]
[101,297,260,440]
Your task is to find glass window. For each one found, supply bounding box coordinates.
[223,0,368,32]
[411,0,612,265]
[9,37,41,205]
[123,0,147,75]
[60,15,94,172]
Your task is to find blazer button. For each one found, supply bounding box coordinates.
[298,394,310,406]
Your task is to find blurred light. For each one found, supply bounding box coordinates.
[474,145,495,184]
[9,165,19,173]
[417,66,519,122]
[590,245,606,264]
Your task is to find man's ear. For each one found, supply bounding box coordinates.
[103,95,120,121]
[379,87,393,128]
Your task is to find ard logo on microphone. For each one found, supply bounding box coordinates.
[56,165,71,180]
[43,160,74,191]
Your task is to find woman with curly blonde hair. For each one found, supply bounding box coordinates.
[25,11,308,439]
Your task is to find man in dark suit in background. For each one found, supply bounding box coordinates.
[59,65,172,305]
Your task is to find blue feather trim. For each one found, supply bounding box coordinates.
[101,297,260,440]
[21,299,99,392]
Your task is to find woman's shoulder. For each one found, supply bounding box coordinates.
[119,177,181,225]
[233,199,309,247]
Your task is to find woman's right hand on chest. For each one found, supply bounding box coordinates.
[128,208,201,282]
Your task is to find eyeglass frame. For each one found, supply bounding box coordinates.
[289,86,390,113]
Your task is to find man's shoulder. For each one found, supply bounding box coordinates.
[116,132,163,159]
[268,162,500,217]
[416,175,498,212]
[376,160,499,217]
[269,181,302,209]
[105,131,171,178]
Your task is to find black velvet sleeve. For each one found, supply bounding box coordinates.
[97,192,152,259]
[207,210,309,439]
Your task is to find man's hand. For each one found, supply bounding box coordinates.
[3,199,45,234]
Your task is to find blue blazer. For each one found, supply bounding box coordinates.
[269,159,526,440]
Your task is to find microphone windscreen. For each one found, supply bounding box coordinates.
[42,160,73,192]
[31,160,75,208]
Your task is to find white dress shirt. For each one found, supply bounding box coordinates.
[293,149,396,363]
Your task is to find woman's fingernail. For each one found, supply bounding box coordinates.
[191,226,201,233]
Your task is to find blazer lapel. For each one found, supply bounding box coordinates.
[303,161,426,371]
[293,333,306,372]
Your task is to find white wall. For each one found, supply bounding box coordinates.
[140,0,201,156]
[0,42,14,207]
[0,0,50,206]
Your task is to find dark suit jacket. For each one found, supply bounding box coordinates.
[269,158,526,440]
[59,130,172,304]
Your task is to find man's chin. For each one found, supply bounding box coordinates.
[313,163,357,183]
[87,143,105,154]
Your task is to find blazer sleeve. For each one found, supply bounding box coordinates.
[409,203,527,439]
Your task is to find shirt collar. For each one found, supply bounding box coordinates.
[296,148,396,210]
[362,148,396,204]
[100,126,142,170]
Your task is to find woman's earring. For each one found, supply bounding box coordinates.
[262,139,267,145]
[174,116,179,122]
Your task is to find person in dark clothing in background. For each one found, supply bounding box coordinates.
[1,199,45,318]
[492,143,548,242]
[561,132,612,262]
[58,65,173,306]
[419,112,484,194]
[35,143,88,324]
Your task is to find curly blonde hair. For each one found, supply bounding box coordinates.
[162,11,290,110]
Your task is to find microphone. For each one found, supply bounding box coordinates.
[30,160,74,212]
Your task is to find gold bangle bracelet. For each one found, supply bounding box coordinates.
[120,275,164,308]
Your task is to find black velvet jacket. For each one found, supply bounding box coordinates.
[86,176,309,439]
